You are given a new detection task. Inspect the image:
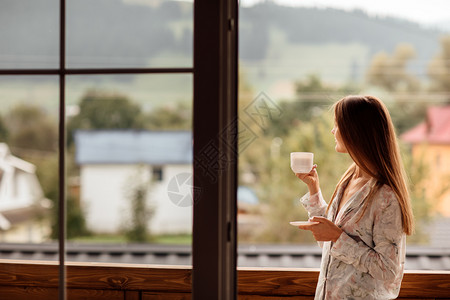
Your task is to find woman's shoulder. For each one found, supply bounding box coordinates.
[373,183,400,210]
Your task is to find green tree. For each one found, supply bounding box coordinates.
[365,43,429,135]
[366,43,419,92]
[23,144,89,240]
[401,146,432,244]
[0,114,9,142]
[67,90,144,145]
[267,74,356,137]
[427,35,450,99]
[122,167,154,243]
[5,104,58,152]
[144,102,191,130]
[254,113,351,243]
[385,101,428,135]
[49,194,91,240]
[292,74,334,120]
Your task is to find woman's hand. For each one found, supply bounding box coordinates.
[296,164,320,195]
[298,216,343,242]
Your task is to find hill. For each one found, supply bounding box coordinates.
[239,3,443,98]
[0,0,446,103]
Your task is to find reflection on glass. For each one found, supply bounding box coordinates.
[0,0,59,69]
[238,1,450,270]
[0,76,58,258]
[67,0,193,68]
[66,74,192,265]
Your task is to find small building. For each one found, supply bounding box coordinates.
[0,144,51,242]
[401,105,450,216]
[75,130,193,235]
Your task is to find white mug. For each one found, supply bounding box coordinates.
[290,152,314,174]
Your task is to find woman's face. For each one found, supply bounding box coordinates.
[331,122,347,153]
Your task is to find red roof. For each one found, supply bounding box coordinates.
[401,105,450,144]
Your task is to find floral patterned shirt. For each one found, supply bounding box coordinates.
[300,178,406,300]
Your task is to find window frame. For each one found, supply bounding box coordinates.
[193,0,238,298]
[0,0,239,299]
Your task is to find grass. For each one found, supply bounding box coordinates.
[153,234,192,245]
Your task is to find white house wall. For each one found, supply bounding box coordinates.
[0,168,44,211]
[0,219,51,243]
[80,164,192,235]
[149,164,193,235]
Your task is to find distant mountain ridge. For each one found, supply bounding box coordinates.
[0,1,444,68]
[239,3,442,63]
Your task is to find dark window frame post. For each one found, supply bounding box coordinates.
[193,0,238,298]
[58,1,66,299]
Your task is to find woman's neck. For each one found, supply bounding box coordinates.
[354,166,372,181]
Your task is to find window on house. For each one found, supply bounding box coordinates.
[152,166,163,182]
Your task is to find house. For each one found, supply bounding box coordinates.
[0,143,51,242]
[75,130,262,236]
[75,130,193,235]
[401,105,450,216]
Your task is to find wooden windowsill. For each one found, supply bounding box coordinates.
[0,260,449,299]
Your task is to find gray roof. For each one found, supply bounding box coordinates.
[75,130,192,165]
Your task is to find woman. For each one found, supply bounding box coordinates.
[296,95,414,299]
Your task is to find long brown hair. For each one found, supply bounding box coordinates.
[328,95,414,235]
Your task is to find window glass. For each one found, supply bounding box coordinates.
[238,0,450,271]
[0,0,59,69]
[66,0,193,68]
[152,166,164,182]
[65,74,192,265]
[0,76,59,258]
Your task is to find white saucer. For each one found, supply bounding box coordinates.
[289,221,319,226]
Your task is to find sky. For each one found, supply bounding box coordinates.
[239,0,450,27]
